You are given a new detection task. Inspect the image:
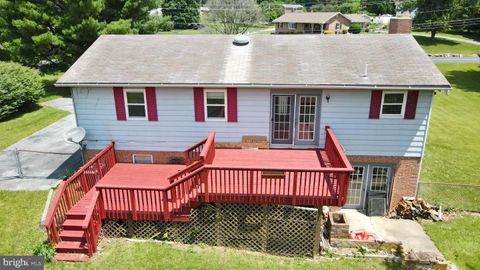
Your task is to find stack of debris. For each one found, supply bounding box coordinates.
[389,197,443,221]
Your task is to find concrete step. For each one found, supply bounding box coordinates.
[54,253,89,262]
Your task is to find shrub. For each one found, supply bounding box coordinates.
[348,23,362,34]
[32,241,55,262]
[138,16,174,34]
[0,61,44,119]
[342,29,348,34]
[324,30,333,34]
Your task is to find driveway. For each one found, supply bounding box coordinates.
[0,98,82,190]
[413,33,480,45]
[430,56,480,63]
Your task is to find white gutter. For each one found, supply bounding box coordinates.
[55,83,451,91]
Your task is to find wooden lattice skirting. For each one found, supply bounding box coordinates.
[101,203,323,257]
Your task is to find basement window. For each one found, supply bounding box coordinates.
[381,91,406,118]
[132,154,153,164]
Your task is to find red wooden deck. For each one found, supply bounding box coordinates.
[45,127,353,261]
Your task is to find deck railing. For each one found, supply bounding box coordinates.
[82,191,103,255]
[44,143,116,245]
[324,126,353,205]
[184,131,216,166]
[184,139,206,165]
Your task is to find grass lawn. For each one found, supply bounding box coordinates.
[48,240,402,270]
[420,63,480,210]
[0,106,69,150]
[422,214,480,270]
[413,35,480,55]
[413,31,480,43]
[0,191,48,255]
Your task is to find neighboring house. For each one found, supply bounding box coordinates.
[56,25,449,213]
[344,13,371,29]
[282,4,303,13]
[148,8,162,16]
[273,12,351,34]
[373,14,394,25]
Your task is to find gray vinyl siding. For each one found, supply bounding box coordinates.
[72,87,270,151]
[318,90,433,157]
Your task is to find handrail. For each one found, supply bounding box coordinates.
[44,143,115,245]
[199,131,215,164]
[204,165,353,172]
[325,126,353,171]
[168,160,203,184]
[82,191,100,229]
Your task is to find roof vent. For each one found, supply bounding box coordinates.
[361,64,368,78]
[233,34,250,46]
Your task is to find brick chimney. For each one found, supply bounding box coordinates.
[389,17,412,34]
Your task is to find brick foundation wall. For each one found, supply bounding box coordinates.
[85,149,184,164]
[348,155,421,211]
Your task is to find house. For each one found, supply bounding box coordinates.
[373,14,394,25]
[49,22,450,261]
[273,12,351,34]
[344,13,371,29]
[282,4,303,13]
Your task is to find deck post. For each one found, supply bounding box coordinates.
[130,190,137,221]
[96,160,103,178]
[249,171,254,202]
[202,169,209,203]
[162,191,170,221]
[292,172,298,205]
[81,173,88,193]
[64,188,72,209]
[312,206,324,257]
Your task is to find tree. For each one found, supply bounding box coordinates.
[365,0,395,15]
[259,0,284,22]
[162,0,200,29]
[0,61,44,119]
[205,0,263,34]
[0,0,159,70]
[402,0,455,39]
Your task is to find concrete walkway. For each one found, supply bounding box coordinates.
[430,56,480,63]
[0,98,82,190]
[340,209,441,256]
[414,33,480,45]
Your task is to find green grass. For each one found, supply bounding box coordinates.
[422,214,480,270]
[0,105,69,150]
[0,191,48,255]
[414,35,480,55]
[48,240,402,270]
[39,73,69,103]
[413,31,480,43]
[420,63,480,210]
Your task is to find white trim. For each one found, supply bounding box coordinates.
[297,95,317,142]
[124,88,148,120]
[204,89,227,122]
[380,91,407,118]
[132,154,154,164]
[415,90,434,197]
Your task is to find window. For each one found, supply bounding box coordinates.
[381,91,406,118]
[335,22,341,30]
[125,89,147,119]
[205,90,226,120]
[132,154,153,164]
[288,23,296,30]
[346,166,365,206]
[370,166,390,192]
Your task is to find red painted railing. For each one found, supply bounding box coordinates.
[168,160,203,184]
[184,139,206,165]
[324,126,353,206]
[183,131,216,165]
[44,144,116,245]
[97,166,204,221]
[82,191,103,255]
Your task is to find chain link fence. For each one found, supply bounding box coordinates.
[417,181,480,212]
[0,148,83,180]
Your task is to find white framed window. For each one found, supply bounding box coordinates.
[370,166,390,192]
[204,89,227,121]
[380,91,406,118]
[124,89,147,120]
[288,23,296,30]
[132,154,153,164]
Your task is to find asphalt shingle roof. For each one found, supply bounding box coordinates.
[272,12,341,24]
[57,34,450,89]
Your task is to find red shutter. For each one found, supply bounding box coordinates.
[145,87,158,121]
[404,90,419,119]
[369,90,382,119]
[227,87,238,122]
[113,87,126,121]
[193,87,205,122]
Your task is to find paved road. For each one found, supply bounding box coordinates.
[430,56,480,63]
[0,98,82,190]
[413,33,480,45]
